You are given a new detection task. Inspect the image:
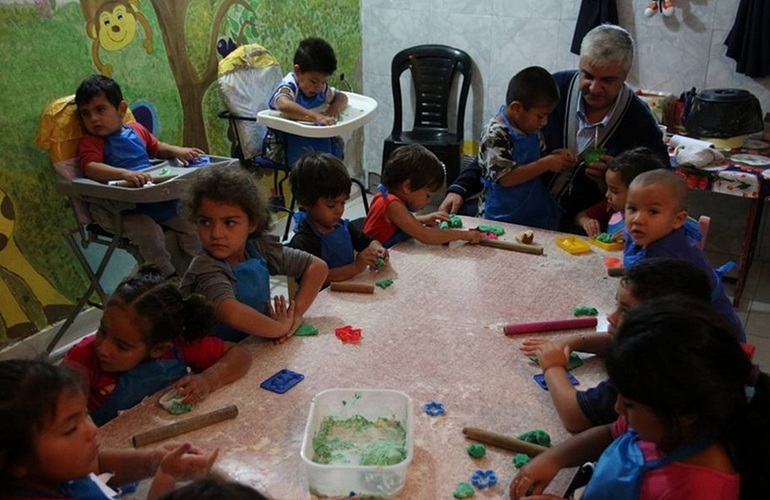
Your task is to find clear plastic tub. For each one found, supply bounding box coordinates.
[300,388,413,498]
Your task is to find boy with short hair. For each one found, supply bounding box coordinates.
[480,66,577,229]
[289,153,387,284]
[264,37,348,168]
[623,169,745,341]
[521,258,713,433]
[75,75,203,278]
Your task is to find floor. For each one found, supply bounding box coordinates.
[2,189,768,371]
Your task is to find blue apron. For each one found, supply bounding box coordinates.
[294,211,355,269]
[377,184,413,248]
[281,84,343,167]
[62,474,120,500]
[215,243,271,342]
[90,351,187,426]
[582,430,711,500]
[482,107,561,229]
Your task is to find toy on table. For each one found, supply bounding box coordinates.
[573,305,599,317]
[375,278,394,289]
[462,427,548,456]
[589,232,624,251]
[131,404,238,447]
[423,400,446,416]
[470,469,497,489]
[512,429,552,468]
[479,238,544,255]
[529,352,583,370]
[534,372,579,391]
[503,317,598,335]
[334,325,362,343]
[555,235,591,255]
[439,214,463,229]
[294,322,319,336]
[158,389,193,415]
[515,230,534,244]
[453,482,475,498]
[329,281,375,294]
[260,369,304,394]
[467,443,486,458]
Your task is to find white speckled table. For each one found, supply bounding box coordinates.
[100,217,619,499]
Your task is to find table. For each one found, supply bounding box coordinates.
[675,144,770,307]
[100,218,618,499]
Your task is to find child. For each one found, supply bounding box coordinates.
[289,153,388,284]
[264,37,348,168]
[76,75,204,278]
[363,144,483,247]
[63,265,251,426]
[510,298,770,500]
[574,147,665,239]
[480,66,576,229]
[181,164,327,342]
[0,359,218,500]
[520,258,711,433]
[158,478,267,500]
[623,169,745,341]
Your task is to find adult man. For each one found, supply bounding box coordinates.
[439,24,668,233]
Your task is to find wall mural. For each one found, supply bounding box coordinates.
[0,0,360,347]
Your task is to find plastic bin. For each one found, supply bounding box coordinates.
[300,388,413,498]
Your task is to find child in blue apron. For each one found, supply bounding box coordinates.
[574,147,666,240]
[264,37,347,168]
[0,359,218,499]
[63,266,251,426]
[288,153,388,285]
[510,297,769,500]
[181,164,327,342]
[480,66,576,230]
[363,145,483,247]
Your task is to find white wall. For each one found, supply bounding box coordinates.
[360,0,770,181]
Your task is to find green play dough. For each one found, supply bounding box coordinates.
[312,414,407,466]
[530,352,583,370]
[595,232,614,243]
[573,306,599,317]
[518,429,551,447]
[294,322,318,336]
[375,278,394,289]
[453,482,475,498]
[513,453,530,468]
[168,401,193,415]
[467,443,486,458]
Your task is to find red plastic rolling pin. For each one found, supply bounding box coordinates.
[503,317,598,336]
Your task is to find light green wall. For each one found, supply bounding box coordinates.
[0,0,361,345]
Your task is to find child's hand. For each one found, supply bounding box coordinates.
[315,112,337,125]
[519,337,550,356]
[175,147,205,165]
[375,245,389,263]
[355,247,379,271]
[266,295,297,344]
[611,229,625,242]
[157,443,218,481]
[582,218,601,238]
[122,170,153,187]
[463,230,484,244]
[534,342,571,372]
[172,374,211,404]
[418,211,450,227]
[553,148,578,168]
[585,154,612,184]
[545,152,573,173]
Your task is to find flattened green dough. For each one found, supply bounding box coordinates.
[294,322,319,336]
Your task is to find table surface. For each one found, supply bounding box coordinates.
[100,217,618,499]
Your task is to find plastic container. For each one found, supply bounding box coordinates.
[589,237,624,252]
[300,388,414,498]
[555,236,591,255]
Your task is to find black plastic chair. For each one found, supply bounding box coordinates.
[382,45,473,184]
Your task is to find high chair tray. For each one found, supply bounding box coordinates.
[257,92,378,138]
[64,156,235,204]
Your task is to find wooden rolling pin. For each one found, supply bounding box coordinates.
[463,427,547,456]
[607,267,625,277]
[131,405,238,448]
[503,317,597,336]
[479,238,544,255]
[329,281,375,294]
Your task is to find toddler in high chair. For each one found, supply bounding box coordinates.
[364,144,483,248]
[76,75,203,278]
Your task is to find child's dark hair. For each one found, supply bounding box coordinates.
[506,66,559,109]
[290,153,352,208]
[606,146,667,187]
[382,144,445,192]
[607,297,770,499]
[623,258,711,303]
[158,478,269,500]
[75,74,123,108]
[0,360,83,488]
[294,37,337,75]
[629,168,688,212]
[184,164,271,235]
[108,265,216,346]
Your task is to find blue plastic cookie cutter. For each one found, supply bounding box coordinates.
[188,155,210,166]
[470,469,498,488]
[260,369,304,394]
[422,401,445,416]
[533,372,579,391]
